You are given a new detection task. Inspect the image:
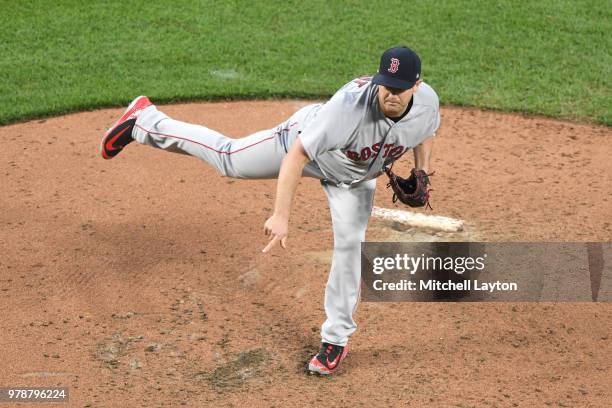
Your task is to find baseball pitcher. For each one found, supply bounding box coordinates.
[100,46,440,375]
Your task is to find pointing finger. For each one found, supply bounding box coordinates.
[262,236,280,253]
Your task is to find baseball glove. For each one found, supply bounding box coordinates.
[385,166,433,209]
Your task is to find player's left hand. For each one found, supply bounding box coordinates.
[262,214,289,253]
[385,167,433,209]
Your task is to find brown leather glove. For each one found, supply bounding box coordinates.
[385,167,433,209]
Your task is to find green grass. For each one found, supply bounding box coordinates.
[0,0,610,125]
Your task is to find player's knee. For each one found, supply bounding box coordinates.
[210,160,237,178]
[332,234,363,251]
[333,225,366,245]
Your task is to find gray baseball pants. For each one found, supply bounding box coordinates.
[132,104,376,346]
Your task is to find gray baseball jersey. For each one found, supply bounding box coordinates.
[299,77,440,186]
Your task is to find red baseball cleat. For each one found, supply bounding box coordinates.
[308,342,348,375]
[100,95,152,159]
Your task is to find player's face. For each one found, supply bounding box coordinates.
[378,81,421,118]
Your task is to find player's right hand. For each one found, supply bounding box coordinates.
[262,214,289,253]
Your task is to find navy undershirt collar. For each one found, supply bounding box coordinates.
[388,96,414,123]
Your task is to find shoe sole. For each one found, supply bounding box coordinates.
[100,96,149,160]
[101,119,136,160]
[307,362,332,375]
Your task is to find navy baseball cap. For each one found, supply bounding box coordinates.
[372,46,421,90]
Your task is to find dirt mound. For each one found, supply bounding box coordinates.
[1,101,610,407]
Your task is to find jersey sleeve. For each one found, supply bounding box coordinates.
[417,82,441,137]
[429,109,441,136]
[298,89,362,160]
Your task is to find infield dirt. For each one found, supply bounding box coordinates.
[1,101,611,407]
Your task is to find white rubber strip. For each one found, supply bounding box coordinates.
[371,206,465,233]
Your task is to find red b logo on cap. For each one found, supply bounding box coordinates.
[388,58,400,73]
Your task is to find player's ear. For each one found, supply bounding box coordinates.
[415,79,423,87]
